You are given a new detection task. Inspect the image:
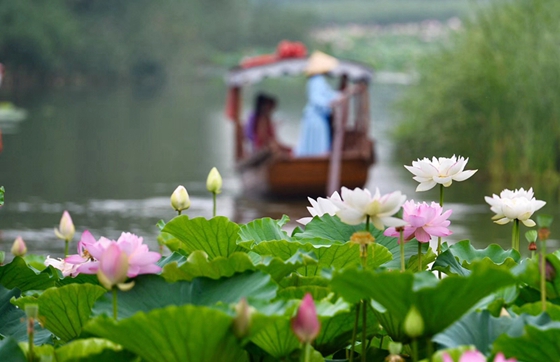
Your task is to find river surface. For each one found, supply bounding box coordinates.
[0,75,558,259]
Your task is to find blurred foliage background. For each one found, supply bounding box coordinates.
[394,0,560,191]
[2,0,558,190]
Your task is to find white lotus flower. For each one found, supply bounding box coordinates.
[405,155,477,192]
[45,256,79,277]
[331,187,406,230]
[297,191,341,225]
[485,187,546,227]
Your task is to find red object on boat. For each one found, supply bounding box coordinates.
[240,41,307,69]
[276,41,307,59]
[240,54,277,69]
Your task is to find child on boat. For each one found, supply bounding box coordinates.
[245,93,292,156]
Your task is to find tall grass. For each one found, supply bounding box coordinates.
[394,0,560,193]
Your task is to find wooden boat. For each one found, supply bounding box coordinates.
[225,51,375,198]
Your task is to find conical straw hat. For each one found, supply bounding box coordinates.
[304,51,339,76]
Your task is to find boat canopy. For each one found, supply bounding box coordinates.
[225,58,374,87]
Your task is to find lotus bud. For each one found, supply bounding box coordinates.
[232,298,254,339]
[206,167,222,194]
[537,214,553,241]
[403,305,424,338]
[54,210,75,241]
[170,185,191,212]
[291,293,321,344]
[0,251,5,265]
[385,342,404,362]
[11,236,27,257]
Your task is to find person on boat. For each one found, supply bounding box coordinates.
[295,51,341,157]
[245,93,291,156]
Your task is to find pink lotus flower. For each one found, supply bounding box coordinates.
[291,293,321,344]
[64,231,161,277]
[97,243,130,290]
[443,351,516,362]
[384,200,452,243]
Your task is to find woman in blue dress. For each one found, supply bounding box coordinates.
[295,51,341,157]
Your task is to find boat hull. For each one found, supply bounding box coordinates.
[240,156,370,198]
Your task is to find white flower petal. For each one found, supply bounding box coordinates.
[452,169,477,182]
[416,180,437,192]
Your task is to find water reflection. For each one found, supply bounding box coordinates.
[0,80,558,259]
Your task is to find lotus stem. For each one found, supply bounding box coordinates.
[27,319,34,362]
[418,242,422,272]
[399,230,405,272]
[512,219,520,251]
[112,288,118,320]
[540,240,547,312]
[426,338,434,362]
[361,300,367,362]
[411,338,419,362]
[212,192,217,217]
[177,210,181,216]
[64,239,69,258]
[303,342,312,362]
[349,304,359,362]
[365,215,370,233]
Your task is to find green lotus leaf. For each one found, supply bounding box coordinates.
[432,249,470,276]
[157,251,187,268]
[443,240,520,269]
[11,283,106,342]
[511,301,560,321]
[56,273,100,287]
[162,216,243,258]
[0,257,57,292]
[293,214,364,241]
[0,337,26,362]
[316,303,378,357]
[248,240,392,276]
[406,246,436,271]
[331,262,516,340]
[85,305,248,362]
[238,217,291,243]
[249,316,301,359]
[92,272,277,320]
[276,286,331,301]
[472,285,519,316]
[294,214,423,270]
[493,323,560,361]
[516,254,560,299]
[54,338,136,362]
[278,274,329,289]
[22,254,47,272]
[162,250,312,283]
[162,251,255,282]
[0,285,52,344]
[433,310,550,354]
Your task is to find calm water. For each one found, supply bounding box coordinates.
[0,76,558,259]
